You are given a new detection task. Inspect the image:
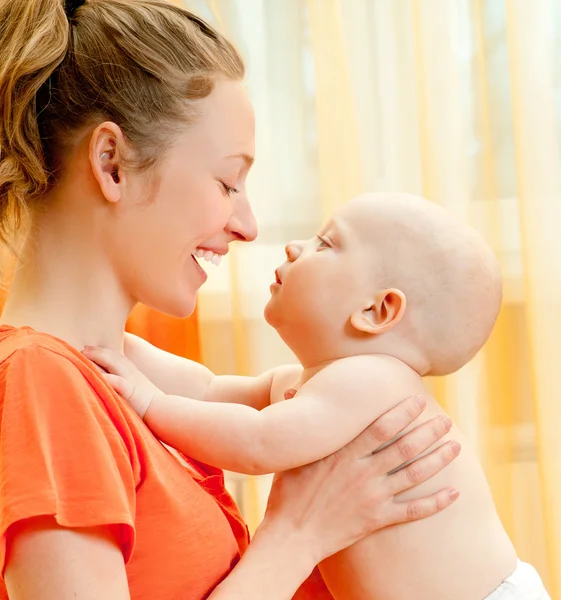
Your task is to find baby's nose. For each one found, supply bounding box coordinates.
[285,241,303,261]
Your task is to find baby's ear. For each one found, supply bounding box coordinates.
[350,289,406,334]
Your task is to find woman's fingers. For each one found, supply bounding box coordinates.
[343,396,427,458]
[387,439,461,495]
[372,414,453,474]
[380,486,460,528]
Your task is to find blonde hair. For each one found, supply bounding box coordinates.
[0,0,244,249]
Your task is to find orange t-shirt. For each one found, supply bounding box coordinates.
[0,326,332,599]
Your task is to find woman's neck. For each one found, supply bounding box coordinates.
[1,209,133,352]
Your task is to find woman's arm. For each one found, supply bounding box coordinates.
[0,345,138,600]
[5,516,307,600]
[4,517,130,599]
[4,398,459,600]
[209,521,316,599]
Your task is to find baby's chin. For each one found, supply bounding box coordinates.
[263,294,287,331]
[263,299,276,327]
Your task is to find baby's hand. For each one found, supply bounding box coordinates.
[82,345,162,419]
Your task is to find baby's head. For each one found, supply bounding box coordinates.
[265,193,502,375]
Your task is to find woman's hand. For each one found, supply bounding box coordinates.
[209,396,460,599]
[262,395,460,564]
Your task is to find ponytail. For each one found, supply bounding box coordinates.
[0,0,70,247]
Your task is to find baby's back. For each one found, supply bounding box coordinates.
[319,395,517,600]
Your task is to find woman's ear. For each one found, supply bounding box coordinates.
[89,122,128,204]
[350,289,407,335]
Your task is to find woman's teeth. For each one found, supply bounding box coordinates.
[192,248,223,266]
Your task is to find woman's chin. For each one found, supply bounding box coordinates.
[170,295,198,319]
[143,289,198,320]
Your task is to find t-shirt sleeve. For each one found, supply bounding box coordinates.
[0,344,137,574]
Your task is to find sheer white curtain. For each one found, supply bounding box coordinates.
[179,1,560,594]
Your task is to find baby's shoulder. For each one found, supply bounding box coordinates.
[305,355,423,400]
[320,354,413,380]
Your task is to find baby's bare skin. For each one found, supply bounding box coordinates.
[85,193,518,599]
[272,365,516,600]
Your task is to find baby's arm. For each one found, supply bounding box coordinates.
[148,356,426,474]
[122,333,299,410]
[85,348,421,475]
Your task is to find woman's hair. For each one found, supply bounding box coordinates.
[0,0,244,248]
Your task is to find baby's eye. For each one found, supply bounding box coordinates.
[316,236,330,250]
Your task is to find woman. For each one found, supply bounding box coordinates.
[0,1,460,598]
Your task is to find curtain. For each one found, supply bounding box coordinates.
[174,0,560,595]
[126,304,201,362]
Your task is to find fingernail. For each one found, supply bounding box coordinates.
[440,415,453,429]
[449,489,460,501]
[449,441,461,455]
[415,395,426,408]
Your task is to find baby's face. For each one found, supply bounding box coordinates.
[264,199,378,342]
[265,192,502,374]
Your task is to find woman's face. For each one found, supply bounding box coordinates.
[106,79,256,318]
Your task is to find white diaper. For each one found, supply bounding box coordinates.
[484,560,551,600]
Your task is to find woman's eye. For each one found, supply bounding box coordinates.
[221,182,240,196]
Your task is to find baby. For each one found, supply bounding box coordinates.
[84,193,550,600]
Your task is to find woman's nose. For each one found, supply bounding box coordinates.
[226,195,258,242]
[285,241,303,261]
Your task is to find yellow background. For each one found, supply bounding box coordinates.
[134,0,560,596]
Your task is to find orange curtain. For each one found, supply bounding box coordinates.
[126,304,202,361]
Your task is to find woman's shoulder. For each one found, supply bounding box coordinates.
[0,325,110,396]
[0,324,126,423]
[0,323,143,492]
[0,327,141,571]
[0,324,85,367]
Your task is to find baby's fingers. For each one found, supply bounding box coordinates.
[103,373,134,400]
[83,346,131,377]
